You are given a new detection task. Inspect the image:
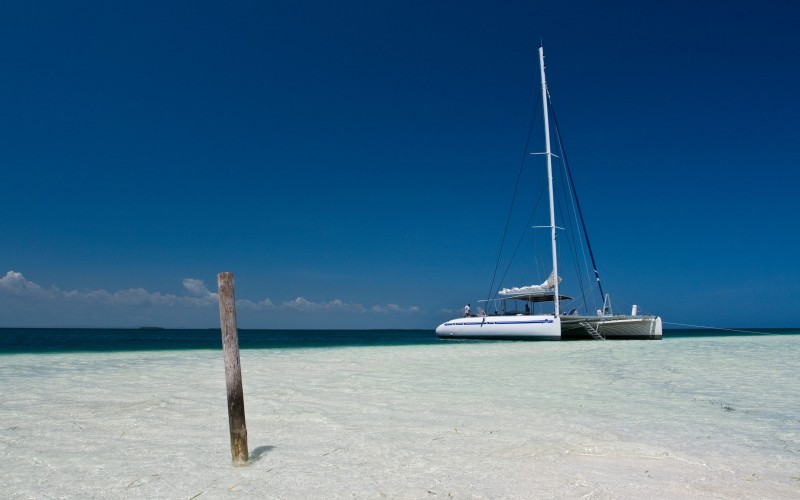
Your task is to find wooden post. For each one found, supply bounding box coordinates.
[217,272,249,465]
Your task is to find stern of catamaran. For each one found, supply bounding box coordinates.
[654,316,663,338]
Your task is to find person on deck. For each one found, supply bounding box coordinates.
[463,304,471,317]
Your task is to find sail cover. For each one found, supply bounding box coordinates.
[498,271,570,302]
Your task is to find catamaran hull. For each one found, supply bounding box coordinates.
[436,315,661,340]
[435,315,561,340]
[561,315,662,340]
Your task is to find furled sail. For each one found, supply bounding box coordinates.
[498,270,561,296]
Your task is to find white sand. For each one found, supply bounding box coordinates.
[1,336,799,498]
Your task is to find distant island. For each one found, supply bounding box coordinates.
[137,326,165,330]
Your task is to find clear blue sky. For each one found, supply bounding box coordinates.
[2,1,799,329]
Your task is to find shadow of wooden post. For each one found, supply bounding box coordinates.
[217,272,249,466]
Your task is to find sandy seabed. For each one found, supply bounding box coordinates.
[1,336,799,498]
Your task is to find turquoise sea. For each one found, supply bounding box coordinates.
[0,328,438,353]
[1,327,799,354]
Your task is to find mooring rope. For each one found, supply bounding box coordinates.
[662,322,770,335]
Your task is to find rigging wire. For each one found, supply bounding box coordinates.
[548,94,606,304]
[485,51,607,315]
[550,104,595,313]
[494,184,548,299]
[552,138,589,314]
[485,68,541,307]
[536,90,592,315]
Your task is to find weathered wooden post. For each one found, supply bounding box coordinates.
[217,272,249,465]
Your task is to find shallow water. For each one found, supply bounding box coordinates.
[1,334,798,498]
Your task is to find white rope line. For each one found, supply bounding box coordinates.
[663,322,770,335]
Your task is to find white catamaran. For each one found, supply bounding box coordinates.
[436,47,662,341]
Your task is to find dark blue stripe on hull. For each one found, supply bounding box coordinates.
[437,334,561,341]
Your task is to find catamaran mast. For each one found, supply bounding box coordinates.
[539,45,560,316]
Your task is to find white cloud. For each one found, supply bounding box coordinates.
[0,271,216,307]
[371,303,420,314]
[0,270,53,298]
[280,297,367,313]
[182,278,217,300]
[237,298,276,311]
[0,271,420,316]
